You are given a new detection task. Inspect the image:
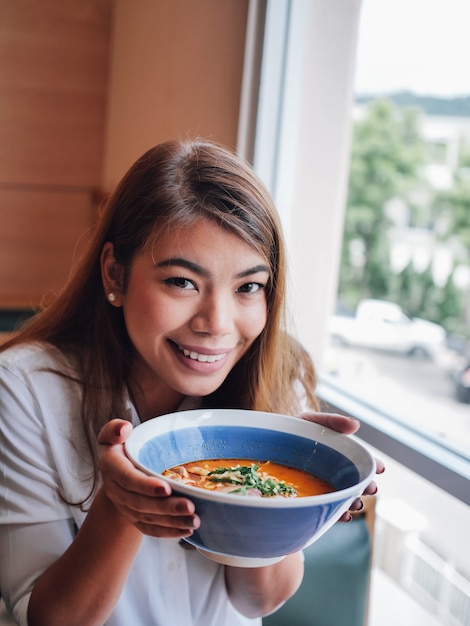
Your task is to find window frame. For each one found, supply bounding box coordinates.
[318,376,470,505]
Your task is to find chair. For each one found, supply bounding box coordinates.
[263,497,375,626]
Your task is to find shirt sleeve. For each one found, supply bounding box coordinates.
[0,363,71,523]
[0,360,75,624]
[0,520,76,625]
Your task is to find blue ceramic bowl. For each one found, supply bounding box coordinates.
[125,409,376,567]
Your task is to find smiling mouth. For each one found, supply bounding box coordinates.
[177,345,227,363]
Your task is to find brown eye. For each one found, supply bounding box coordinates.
[165,277,196,290]
[237,282,264,294]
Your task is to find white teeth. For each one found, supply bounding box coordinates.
[180,347,226,363]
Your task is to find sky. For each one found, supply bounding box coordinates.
[354,0,470,97]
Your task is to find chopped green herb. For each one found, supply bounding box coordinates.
[208,464,297,497]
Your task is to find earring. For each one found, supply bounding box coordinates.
[108,292,116,303]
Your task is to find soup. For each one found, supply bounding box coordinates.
[162,459,335,498]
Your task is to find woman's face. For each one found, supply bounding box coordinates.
[102,218,269,418]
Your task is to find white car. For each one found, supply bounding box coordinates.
[329,299,447,358]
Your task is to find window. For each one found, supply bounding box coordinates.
[253,0,469,495]
[329,0,470,465]
[251,1,470,622]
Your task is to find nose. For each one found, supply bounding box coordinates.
[190,293,234,336]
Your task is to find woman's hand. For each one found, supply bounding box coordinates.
[97,419,201,538]
[299,412,385,521]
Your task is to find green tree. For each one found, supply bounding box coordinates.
[431,140,470,337]
[340,99,427,307]
[434,139,470,251]
[338,99,470,340]
[436,274,466,335]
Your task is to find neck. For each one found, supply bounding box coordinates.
[127,381,184,422]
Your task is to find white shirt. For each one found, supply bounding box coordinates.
[0,343,260,626]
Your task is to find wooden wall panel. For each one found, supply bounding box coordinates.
[103,0,249,188]
[0,0,250,309]
[0,188,93,308]
[0,0,112,187]
[0,0,112,309]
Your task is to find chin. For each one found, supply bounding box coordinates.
[175,376,228,400]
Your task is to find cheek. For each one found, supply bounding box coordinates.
[243,302,268,339]
[132,300,177,333]
[122,289,171,335]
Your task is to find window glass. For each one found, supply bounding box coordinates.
[326,0,470,460]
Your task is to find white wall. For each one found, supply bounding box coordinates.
[254,0,363,369]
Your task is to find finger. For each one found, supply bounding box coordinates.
[116,489,196,519]
[134,521,197,539]
[300,412,360,435]
[98,420,173,498]
[119,501,200,528]
[348,498,365,512]
[100,448,172,499]
[362,481,378,496]
[375,458,386,474]
[98,418,133,446]
[338,497,365,522]
[116,498,201,538]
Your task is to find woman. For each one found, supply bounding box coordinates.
[0,139,380,626]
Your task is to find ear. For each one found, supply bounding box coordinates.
[100,242,124,307]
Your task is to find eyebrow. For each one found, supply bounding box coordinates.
[156,257,270,279]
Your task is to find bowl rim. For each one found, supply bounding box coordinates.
[125,408,376,508]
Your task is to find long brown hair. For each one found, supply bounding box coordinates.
[2,139,318,494]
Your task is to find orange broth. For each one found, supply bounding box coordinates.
[162,459,335,497]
